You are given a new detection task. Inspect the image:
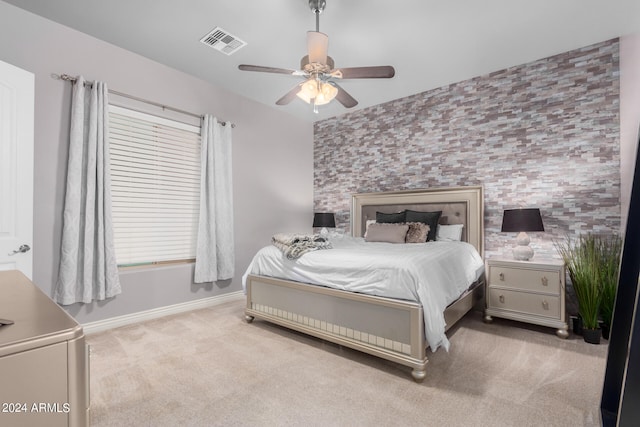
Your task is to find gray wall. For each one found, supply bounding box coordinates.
[0,2,314,323]
[314,39,621,261]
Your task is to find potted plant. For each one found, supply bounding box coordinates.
[598,234,622,339]
[556,234,602,344]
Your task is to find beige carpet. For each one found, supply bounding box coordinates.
[87,300,607,426]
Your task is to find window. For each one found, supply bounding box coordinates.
[108,105,201,266]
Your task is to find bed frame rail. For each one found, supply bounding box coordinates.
[245,273,486,381]
[245,274,429,380]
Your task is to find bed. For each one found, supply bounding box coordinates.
[243,186,485,381]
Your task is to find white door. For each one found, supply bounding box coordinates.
[0,60,34,279]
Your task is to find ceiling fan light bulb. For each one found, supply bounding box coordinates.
[322,82,338,99]
[312,82,337,105]
[296,79,319,104]
[297,84,314,104]
[303,79,319,96]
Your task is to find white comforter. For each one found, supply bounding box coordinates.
[242,235,484,352]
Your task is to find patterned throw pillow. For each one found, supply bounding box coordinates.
[405,222,430,243]
[405,210,442,242]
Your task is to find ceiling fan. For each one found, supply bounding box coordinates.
[238,0,395,113]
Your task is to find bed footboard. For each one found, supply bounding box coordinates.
[245,274,429,381]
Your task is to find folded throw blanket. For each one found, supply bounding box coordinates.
[272,233,332,260]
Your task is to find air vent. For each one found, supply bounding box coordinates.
[200,26,247,55]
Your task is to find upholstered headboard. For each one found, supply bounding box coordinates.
[351,186,484,256]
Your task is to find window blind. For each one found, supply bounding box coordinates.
[108,105,201,266]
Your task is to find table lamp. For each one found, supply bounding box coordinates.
[313,212,335,238]
[501,208,544,261]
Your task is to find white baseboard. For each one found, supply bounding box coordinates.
[82,291,244,335]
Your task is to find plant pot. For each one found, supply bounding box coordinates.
[597,320,611,340]
[571,315,583,335]
[602,324,610,340]
[583,328,601,345]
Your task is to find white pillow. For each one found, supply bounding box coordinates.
[436,224,464,241]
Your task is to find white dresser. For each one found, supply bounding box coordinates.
[0,270,89,426]
[484,258,569,338]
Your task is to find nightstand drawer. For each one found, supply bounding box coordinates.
[488,266,560,293]
[488,288,560,318]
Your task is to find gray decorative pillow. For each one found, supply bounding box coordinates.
[376,211,406,224]
[364,223,409,243]
[405,210,442,242]
[405,222,430,243]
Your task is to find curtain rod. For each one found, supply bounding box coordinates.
[52,73,235,128]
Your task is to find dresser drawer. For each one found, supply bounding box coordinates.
[488,265,560,293]
[488,288,560,319]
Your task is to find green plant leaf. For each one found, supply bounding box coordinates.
[554,233,621,330]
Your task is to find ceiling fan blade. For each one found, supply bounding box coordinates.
[331,66,395,79]
[332,83,358,108]
[238,64,303,76]
[307,31,329,65]
[275,83,302,106]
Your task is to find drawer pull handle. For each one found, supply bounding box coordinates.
[542,300,549,310]
[541,276,548,286]
[499,273,505,281]
[499,295,505,303]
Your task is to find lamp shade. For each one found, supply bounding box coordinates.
[501,208,544,232]
[313,212,336,228]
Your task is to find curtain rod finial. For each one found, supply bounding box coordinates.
[53,73,77,82]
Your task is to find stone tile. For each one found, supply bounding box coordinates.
[314,39,620,263]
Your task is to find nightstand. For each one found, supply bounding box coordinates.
[484,258,568,339]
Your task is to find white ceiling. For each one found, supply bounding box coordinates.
[4,0,640,122]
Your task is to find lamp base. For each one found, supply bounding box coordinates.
[513,245,534,261]
[512,231,534,261]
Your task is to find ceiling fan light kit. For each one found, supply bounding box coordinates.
[296,79,338,106]
[238,0,395,113]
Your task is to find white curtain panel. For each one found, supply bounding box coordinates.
[55,76,121,305]
[194,115,234,283]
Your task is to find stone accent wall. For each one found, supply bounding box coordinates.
[314,39,620,261]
